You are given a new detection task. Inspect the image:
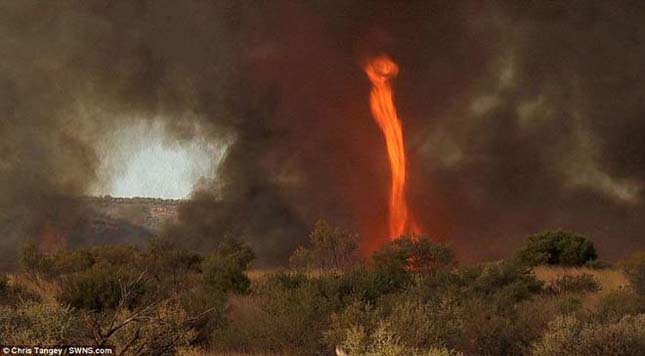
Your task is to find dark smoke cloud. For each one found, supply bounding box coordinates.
[1,0,644,267]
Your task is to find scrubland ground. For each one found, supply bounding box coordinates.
[2,230,645,356]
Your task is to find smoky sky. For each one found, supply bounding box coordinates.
[1,0,645,267]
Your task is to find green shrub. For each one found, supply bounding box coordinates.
[372,235,455,274]
[325,290,465,353]
[324,299,381,349]
[20,243,141,279]
[90,244,142,266]
[58,262,150,311]
[52,249,95,275]
[107,302,196,356]
[335,267,410,303]
[555,295,584,315]
[143,239,203,297]
[469,262,543,304]
[337,321,464,356]
[457,295,559,356]
[531,314,645,356]
[178,285,227,345]
[263,271,310,290]
[516,231,597,266]
[215,274,341,355]
[584,259,611,269]
[202,255,250,294]
[216,238,256,270]
[0,275,10,300]
[20,242,56,277]
[0,275,40,306]
[594,290,645,322]
[621,252,645,296]
[0,302,82,344]
[545,274,600,295]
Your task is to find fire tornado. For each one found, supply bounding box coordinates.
[364,55,419,239]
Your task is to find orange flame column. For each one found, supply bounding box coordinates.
[364,55,418,239]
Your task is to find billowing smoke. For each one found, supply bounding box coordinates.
[1,1,644,267]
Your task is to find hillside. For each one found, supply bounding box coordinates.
[64,196,182,247]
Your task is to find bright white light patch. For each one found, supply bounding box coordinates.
[95,121,225,199]
[111,142,211,199]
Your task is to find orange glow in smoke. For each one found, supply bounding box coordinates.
[364,55,419,239]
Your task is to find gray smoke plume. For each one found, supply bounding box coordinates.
[1,1,644,267]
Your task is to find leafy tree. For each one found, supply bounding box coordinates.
[357,236,456,296]
[516,231,597,266]
[289,219,359,270]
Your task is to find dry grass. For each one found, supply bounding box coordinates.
[246,269,279,282]
[181,350,277,356]
[226,294,265,321]
[533,266,630,309]
[179,348,277,356]
[7,273,60,304]
[247,268,340,282]
[533,266,629,292]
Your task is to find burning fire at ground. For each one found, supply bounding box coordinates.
[364,55,420,240]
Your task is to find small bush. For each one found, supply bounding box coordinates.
[545,274,600,295]
[58,263,150,311]
[336,321,463,356]
[0,275,40,306]
[326,292,465,353]
[0,275,7,295]
[516,231,597,267]
[178,285,227,345]
[107,302,196,356]
[372,235,455,274]
[52,249,95,275]
[458,296,557,355]
[532,314,645,356]
[216,238,256,270]
[595,290,645,322]
[20,242,56,277]
[584,259,611,270]
[469,262,543,303]
[263,271,310,290]
[216,274,340,355]
[202,255,250,294]
[288,246,315,270]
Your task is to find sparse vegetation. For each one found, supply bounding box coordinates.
[2,228,644,356]
[532,314,645,356]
